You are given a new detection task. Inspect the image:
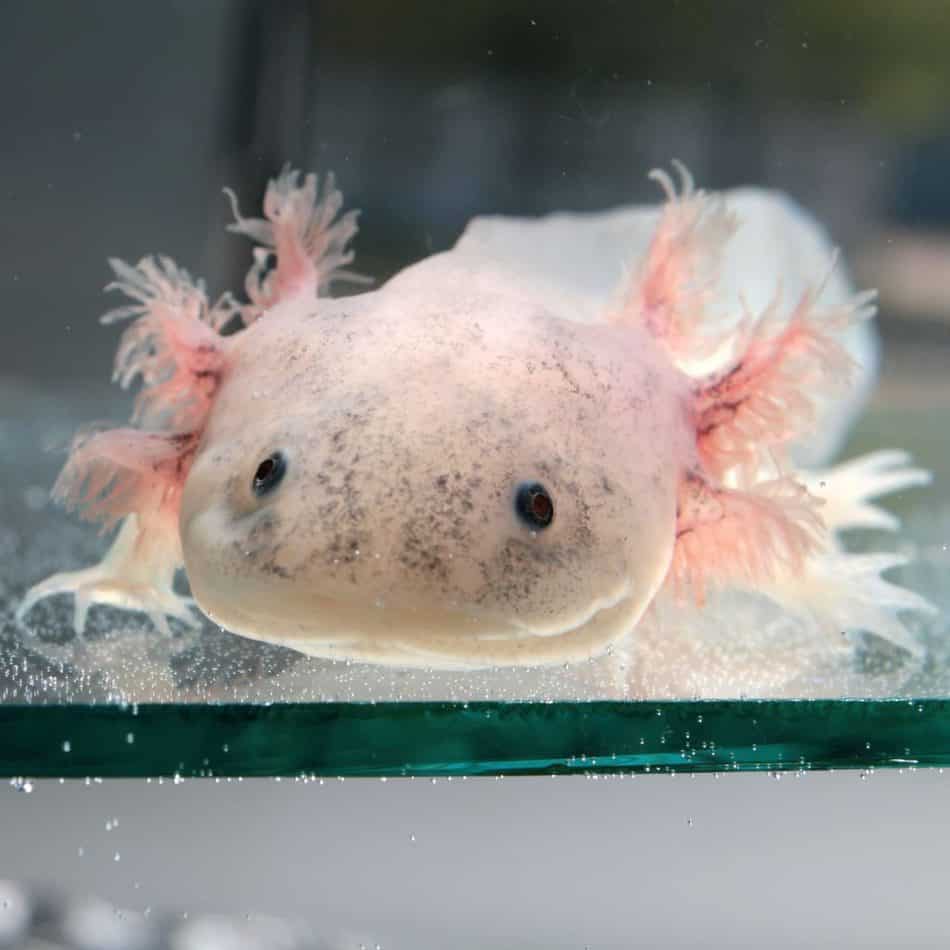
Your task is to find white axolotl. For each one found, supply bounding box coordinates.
[17,163,934,679]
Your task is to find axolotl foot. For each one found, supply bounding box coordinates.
[16,516,199,640]
[17,565,198,639]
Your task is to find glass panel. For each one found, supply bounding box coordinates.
[2,3,949,777]
[4,699,950,779]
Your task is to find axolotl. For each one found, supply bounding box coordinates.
[18,163,934,679]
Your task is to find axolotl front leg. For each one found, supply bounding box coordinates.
[18,514,196,637]
[18,168,359,642]
[16,258,228,638]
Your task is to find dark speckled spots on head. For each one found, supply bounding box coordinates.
[399,525,450,583]
[433,472,476,515]
[303,307,350,322]
[281,407,391,584]
[395,473,479,592]
[475,537,569,609]
[311,467,369,559]
[260,560,291,579]
[231,508,295,580]
[325,533,366,565]
[246,510,280,542]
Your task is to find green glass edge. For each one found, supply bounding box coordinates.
[1,699,948,778]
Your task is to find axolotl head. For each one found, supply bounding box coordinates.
[179,269,688,668]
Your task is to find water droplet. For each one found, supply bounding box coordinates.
[409,833,416,844]
[9,778,32,794]
[62,740,72,753]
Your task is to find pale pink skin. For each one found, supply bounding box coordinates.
[17,164,934,676]
[179,257,691,666]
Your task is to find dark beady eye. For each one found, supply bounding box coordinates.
[252,451,287,496]
[515,481,554,529]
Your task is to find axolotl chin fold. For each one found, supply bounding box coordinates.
[18,164,934,676]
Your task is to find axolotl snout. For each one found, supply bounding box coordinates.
[18,164,934,679]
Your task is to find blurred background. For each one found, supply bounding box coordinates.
[3,2,950,947]
[3,0,950,391]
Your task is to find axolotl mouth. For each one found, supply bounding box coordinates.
[179,572,656,670]
[177,551,654,671]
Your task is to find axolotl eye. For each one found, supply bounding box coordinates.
[252,451,287,497]
[515,481,554,529]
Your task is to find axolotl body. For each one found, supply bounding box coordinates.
[18,165,933,680]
